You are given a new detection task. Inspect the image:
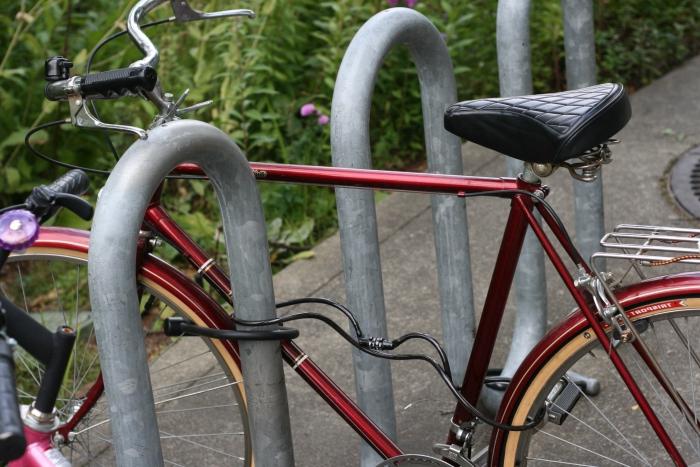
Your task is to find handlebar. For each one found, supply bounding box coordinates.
[128,0,255,69]
[25,169,93,223]
[41,1,255,138]
[45,65,157,101]
[43,168,90,197]
[0,169,92,265]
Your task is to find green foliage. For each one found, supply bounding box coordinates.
[595,0,700,90]
[2,0,700,267]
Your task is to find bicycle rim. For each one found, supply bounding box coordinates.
[496,297,700,466]
[0,245,252,466]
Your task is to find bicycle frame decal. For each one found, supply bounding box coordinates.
[628,299,687,317]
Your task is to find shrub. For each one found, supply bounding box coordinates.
[2,1,700,266]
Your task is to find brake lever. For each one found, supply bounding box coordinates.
[170,0,255,23]
[68,93,147,139]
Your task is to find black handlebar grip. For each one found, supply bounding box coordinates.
[0,338,25,461]
[45,169,90,197]
[80,66,157,99]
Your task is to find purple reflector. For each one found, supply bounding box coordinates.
[0,209,39,251]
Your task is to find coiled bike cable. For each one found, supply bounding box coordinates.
[232,296,545,432]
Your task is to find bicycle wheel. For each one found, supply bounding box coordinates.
[495,295,700,466]
[0,237,252,466]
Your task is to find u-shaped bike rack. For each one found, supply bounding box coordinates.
[88,120,294,467]
[486,0,601,412]
[331,7,475,466]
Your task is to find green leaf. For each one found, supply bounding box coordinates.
[0,128,28,150]
[288,250,315,262]
[5,167,20,188]
[286,218,314,244]
[267,217,283,240]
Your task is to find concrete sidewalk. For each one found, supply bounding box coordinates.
[271,54,700,466]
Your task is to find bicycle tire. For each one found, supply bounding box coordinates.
[494,295,700,466]
[0,232,252,466]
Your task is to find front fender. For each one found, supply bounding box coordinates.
[490,271,700,464]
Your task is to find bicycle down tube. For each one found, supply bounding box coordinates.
[144,162,693,464]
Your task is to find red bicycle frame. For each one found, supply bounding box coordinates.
[37,162,692,465]
[172,162,687,463]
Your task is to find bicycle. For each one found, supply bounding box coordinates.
[0,170,93,465]
[8,0,700,466]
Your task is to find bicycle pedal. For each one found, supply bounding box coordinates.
[546,378,582,425]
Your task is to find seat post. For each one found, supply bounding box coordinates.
[520,163,542,184]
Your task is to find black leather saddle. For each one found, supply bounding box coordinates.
[444,83,631,164]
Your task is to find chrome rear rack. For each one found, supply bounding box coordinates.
[594,224,700,266]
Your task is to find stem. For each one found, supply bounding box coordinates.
[0,0,49,74]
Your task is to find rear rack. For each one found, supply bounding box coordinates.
[594,224,700,267]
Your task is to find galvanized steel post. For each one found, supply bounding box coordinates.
[88,120,294,467]
[563,0,605,266]
[486,0,549,413]
[331,8,474,465]
[489,0,601,412]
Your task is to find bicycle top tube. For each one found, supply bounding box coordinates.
[171,162,543,197]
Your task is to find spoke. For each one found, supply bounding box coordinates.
[159,432,245,439]
[648,320,700,442]
[73,350,101,392]
[72,264,80,397]
[163,460,186,467]
[15,263,30,317]
[550,395,650,465]
[70,428,113,466]
[16,387,36,400]
[631,355,700,458]
[153,375,230,400]
[151,349,213,375]
[71,417,112,436]
[686,317,700,454]
[670,318,700,370]
[159,429,245,462]
[72,381,242,436]
[15,351,41,386]
[156,402,239,415]
[152,371,227,394]
[646,321,700,450]
[154,381,242,407]
[525,458,599,466]
[49,267,65,327]
[74,324,98,397]
[570,380,651,465]
[536,429,631,467]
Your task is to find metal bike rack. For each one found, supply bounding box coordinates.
[487,0,601,412]
[88,120,294,467]
[331,8,474,466]
[562,0,604,266]
[483,0,548,414]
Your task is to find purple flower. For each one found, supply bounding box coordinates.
[299,103,317,117]
[386,0,399,6]
[317,114,330,125]
[405,0,418,7]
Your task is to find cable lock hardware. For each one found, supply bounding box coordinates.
[163,317,299,341]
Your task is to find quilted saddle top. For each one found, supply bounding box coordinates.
[444,83,631,164]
